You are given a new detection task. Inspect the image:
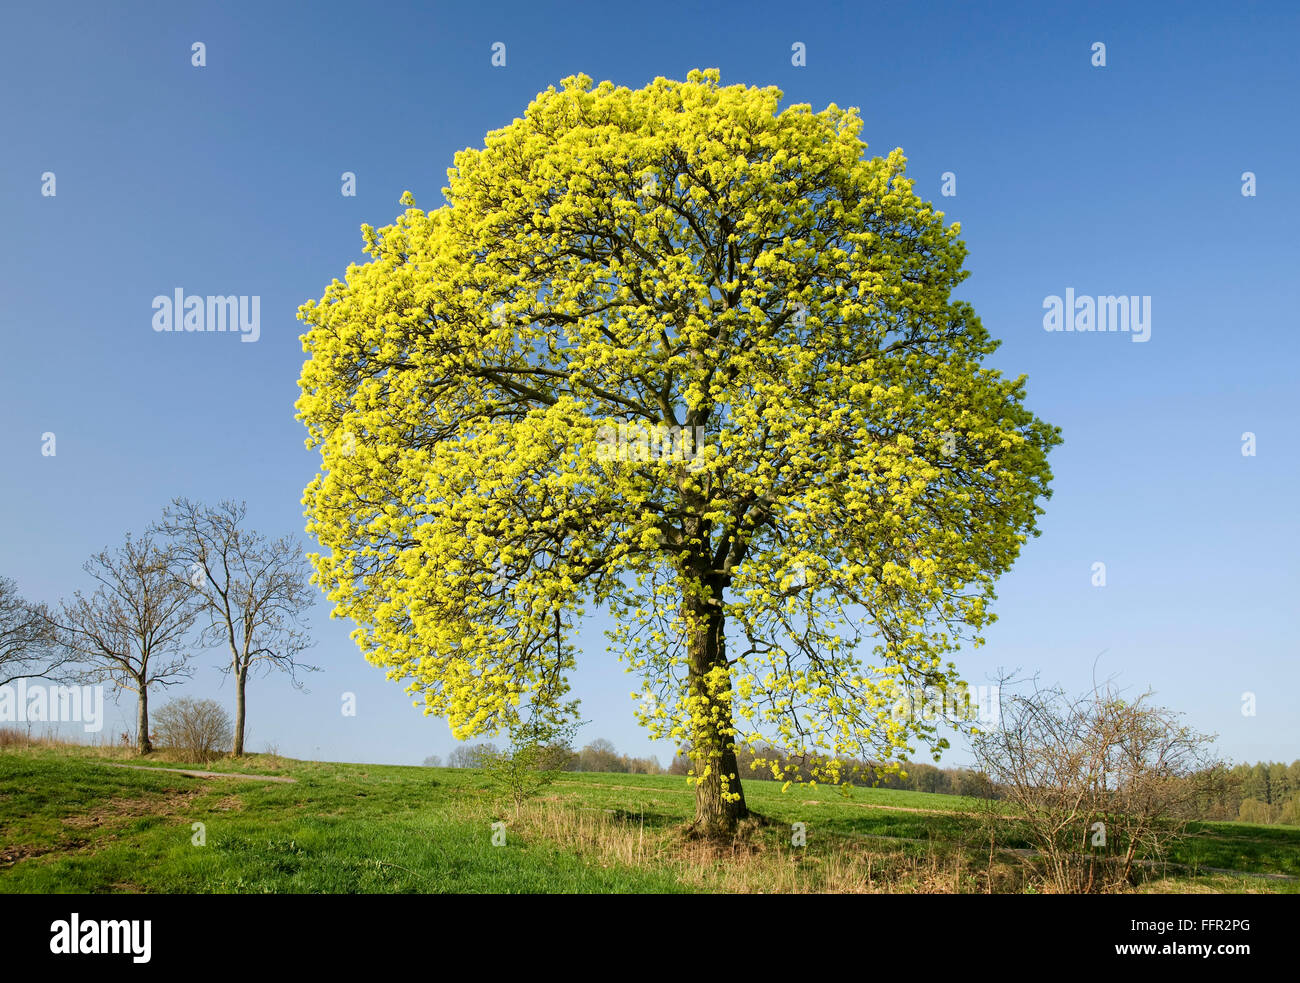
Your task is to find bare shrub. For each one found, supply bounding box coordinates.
[972,679,1225,893]
[151,697,233,764]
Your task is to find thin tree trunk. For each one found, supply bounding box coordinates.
[136,684,151,755]
[233,667,247,756]
[687,579,748,837]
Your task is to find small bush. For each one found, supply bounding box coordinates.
[485,716,580,815]
[152,697,233,764]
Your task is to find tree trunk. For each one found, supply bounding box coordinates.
[233,667,247,756]
[136,685,151,755]
[687,578,748,837]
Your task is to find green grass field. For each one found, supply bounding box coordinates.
[2,746,1297,893]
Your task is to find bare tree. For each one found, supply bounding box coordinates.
[53,535,198,754]
[575,737,621,773]
[0,576,74,687]
[447,743,499,768]
[153,498,317,756]
[972,676,1224,893]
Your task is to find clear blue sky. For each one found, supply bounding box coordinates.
[2,0,1296,770]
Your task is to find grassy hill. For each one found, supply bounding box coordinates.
[2,745,1297,893]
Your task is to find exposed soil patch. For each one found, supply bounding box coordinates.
[0,843,52,867]
[62,789,203,829]
[2,785,215,871]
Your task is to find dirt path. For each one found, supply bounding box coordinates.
[102,763,296,783]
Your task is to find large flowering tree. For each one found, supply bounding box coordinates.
[296,70,1059,835]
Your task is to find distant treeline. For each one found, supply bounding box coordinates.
[430,737,664,775]
[665,743,993,798]
[432,738,986,791]
[1190,760,1300,825]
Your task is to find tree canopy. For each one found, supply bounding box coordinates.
[296,70,1060,833]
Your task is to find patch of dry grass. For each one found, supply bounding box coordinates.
[0,727,81,749]
[506,798,1012,893]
